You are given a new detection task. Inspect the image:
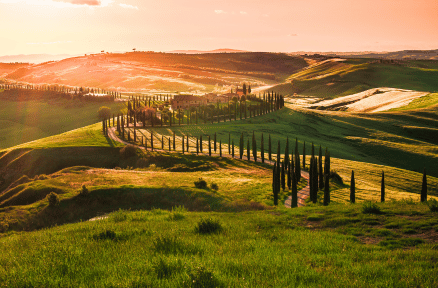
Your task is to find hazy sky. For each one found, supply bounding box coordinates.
[1,0,437,55]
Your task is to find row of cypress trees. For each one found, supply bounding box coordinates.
[349,169,429,203]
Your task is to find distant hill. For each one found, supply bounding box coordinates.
[289,49,438,60]
[270,58,438,98]
[1,52,308,93]
[0,54,75,64]
[167,48,248,54]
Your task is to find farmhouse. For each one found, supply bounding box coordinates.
[170,94,207,110]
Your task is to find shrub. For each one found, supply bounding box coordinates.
[187,266,223,288]
[194,178,207,189]
[120,144,138,158]
[47,192,59,207]
[195,218,222,234]
[329,170,343,184]
[153,258,183,279]
[93,230,117,241]
[79,184,89,197]
[168,205,187,221]
[427,199,438,212]
[98,106,111,120]
[362,201,382,214]
[210,182,219,191]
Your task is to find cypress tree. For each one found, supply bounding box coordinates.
[281,161,286,191]
[324,148,330,176]
[287,159,292,190]
[173,132,176,150]
[309,157,314,203]
[421,168,427,202]
[232,140,235,158]
[277,140,281,166]
[273,163,278,206]
[324,174,330,206]
[161,135,164,149]
[196,137,199,155]
[182,135,185,154]
[313,158,319,203]
[350,170,355,203]
[252,132,257,162]
[381,171,385,202]
[303,141,306,170]
[284,137,290,170]
[319,145,324,189]
[247,139,250,161]
[239,133,244,159]
[209,136,211,156]
[228,133,231,154]
[168,137,171,151]
[151,132,154,151]
[268,134,272,161]
[128,130,131,141]
[295,138,301,182]
[292,169,298,208]
[214,132,217,152]
[261,133,265,163]
[186,134,189,152]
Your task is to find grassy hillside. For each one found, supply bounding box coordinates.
[0,89,125,149]
[3,52,309,92]
[1,203,438,287]
[270,59,438,98]
[141,106,438,178]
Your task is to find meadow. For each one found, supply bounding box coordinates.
[0,89,125,149]
[1,202,438,287]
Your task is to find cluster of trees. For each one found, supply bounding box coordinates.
[272,139,331,207]
[109,91,285,129]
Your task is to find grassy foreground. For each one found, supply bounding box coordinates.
[1,202,438,287]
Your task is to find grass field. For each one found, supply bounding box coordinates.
[1,202,438,287]
[389,93,438,111]
[0,91,125,149]
[134,105,438,179]
[270,59,438,98]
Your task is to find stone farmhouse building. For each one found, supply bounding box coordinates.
[170,95,207,110]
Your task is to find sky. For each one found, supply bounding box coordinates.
[0,0,437,56]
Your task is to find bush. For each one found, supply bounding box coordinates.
[187,266,223,288]
[98,106,111,120]
[194,178,207,189]
[427,199,438,212]
[195,218,222,234]
[362,201,382,214]
[120,144,138,158]
[329,170,343,184]
[210,182,219,191]
[47,192,59,207]
[79,185,89,197]
[93,230,117,241]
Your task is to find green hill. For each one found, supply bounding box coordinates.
[270,59,438,98]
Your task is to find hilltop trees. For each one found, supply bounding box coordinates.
[350,170,355,203]
[98,106,111,120]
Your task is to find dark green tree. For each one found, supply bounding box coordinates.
[252,131,257,162]
[228,133,231,154]
[268,134,272,161]
[239,133,244,159]
[232,140,235,158]
[243,83,247,95]
[214,132,217,152]
[281,161,286,191]
[303,141,306,170]
[284,137,290,170]
[421,168,427,202]
[319,145,324,189]
[277,140,281,166]
[273,163,278,206]
[261,133,265,163]
[287,159,292,190]
[182,135,185,154]
[200,135,203,153]
[295,138,301,182]
[247,139,250,161]
[309,157,314,203]
[381,171,385,202]
[350,170,355,203]
[209,136,212,156]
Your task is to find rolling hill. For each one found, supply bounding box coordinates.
[1,52,309,93]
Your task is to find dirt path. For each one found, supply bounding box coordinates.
[107,127,310,207]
